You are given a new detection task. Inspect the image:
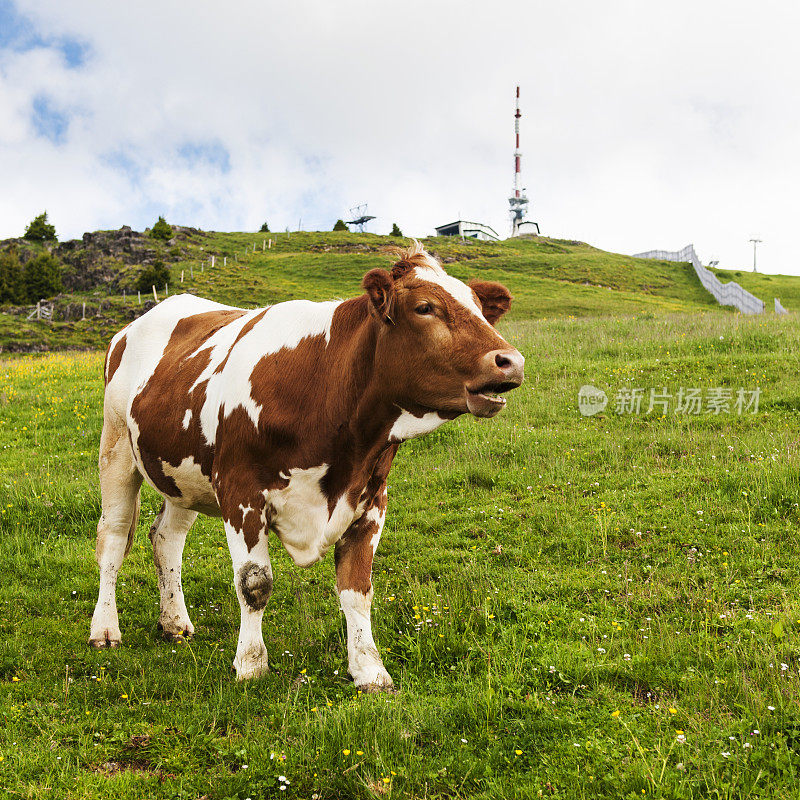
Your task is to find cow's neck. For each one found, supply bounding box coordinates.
[324,295,398,444]
[308,295,405,496]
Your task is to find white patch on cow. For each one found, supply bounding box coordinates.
[413,265,489,323]
[338,588,393,689]
[266,464,358,567]
[364,504,386,555]
[159,457,217,512]
[188,308,263,440]
[182,409,192,429]
[388,409,448,442]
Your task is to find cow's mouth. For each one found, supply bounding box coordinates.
[465,380,520,418]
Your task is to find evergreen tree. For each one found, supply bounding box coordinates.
[333,219,348,232]
[259,222,270,233]
[22,253,62,301]
[150,216,173,241]
[24,211,57,242]
[135,259,171,293]
[0,249,25,303]
[390,223,403,237]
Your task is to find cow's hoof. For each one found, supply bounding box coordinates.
[158,621,194,642]
[159,626,193,643]
[235,662,269,681]
[353,665,395,693]
[234,645,269,681]
[358,681,397,695]
[88,635,120,649]
[163,632,190,643]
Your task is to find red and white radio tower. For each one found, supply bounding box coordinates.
[508,86,538,237]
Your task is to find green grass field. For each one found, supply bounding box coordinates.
[3,303,800,798]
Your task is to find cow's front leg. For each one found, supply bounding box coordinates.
[335,490,394,692]
[223,511,273,681]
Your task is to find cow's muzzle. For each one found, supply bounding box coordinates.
[465,348,525,418]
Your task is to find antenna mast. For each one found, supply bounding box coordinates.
[508,86,537,237]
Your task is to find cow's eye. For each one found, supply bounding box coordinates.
[415,303,433,315]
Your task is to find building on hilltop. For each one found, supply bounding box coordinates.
[434,220,500,242]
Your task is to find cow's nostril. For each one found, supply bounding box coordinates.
[495,353,512,369]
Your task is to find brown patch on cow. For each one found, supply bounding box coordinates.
[212,404,292,551]
[105,334,127,385]
[130,309,245,498]
[238,561,273,610]
[335,516,379,594]
[335,456,392,595]
[468,280,512,325]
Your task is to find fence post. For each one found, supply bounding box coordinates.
[211,255,215,268]
[181,270,184,283]
[137,291,141,305]
[268,239,272,249]
[165,283,169,297]
[82,301,86,320]
[36,300,41,320]
[224,256,227,267]
[153,285,158,302]
[190,264,193,279]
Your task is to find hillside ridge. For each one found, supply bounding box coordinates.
[2,227,795,352]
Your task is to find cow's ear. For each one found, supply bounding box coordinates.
[362,268,395,324]
[468,280,512,326]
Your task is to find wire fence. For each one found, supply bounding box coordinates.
[634,244,766,315]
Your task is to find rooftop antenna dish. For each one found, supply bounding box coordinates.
[345,203,376,233]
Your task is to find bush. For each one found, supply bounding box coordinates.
[259,222,270,233]
[0,249,25,304]
[333,219,348,232]
[24,212,57,242]
[390,223,403,237]
[23,253,62,301]
[135,259,171,294]
[150,216,173,242]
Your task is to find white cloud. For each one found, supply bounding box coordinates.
[1,0,798,274]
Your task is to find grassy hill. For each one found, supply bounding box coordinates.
[1,229,795,351]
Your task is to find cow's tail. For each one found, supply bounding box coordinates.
[123,491,141,558]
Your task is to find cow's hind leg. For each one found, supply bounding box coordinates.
[223,513,273,681]
[89,418,142,648]
[149,501,198,640]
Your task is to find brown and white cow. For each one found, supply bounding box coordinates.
[90,241,523,690]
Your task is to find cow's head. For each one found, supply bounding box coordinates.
[363,241,524,418]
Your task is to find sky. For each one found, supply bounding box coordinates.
[0,0,798,274]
